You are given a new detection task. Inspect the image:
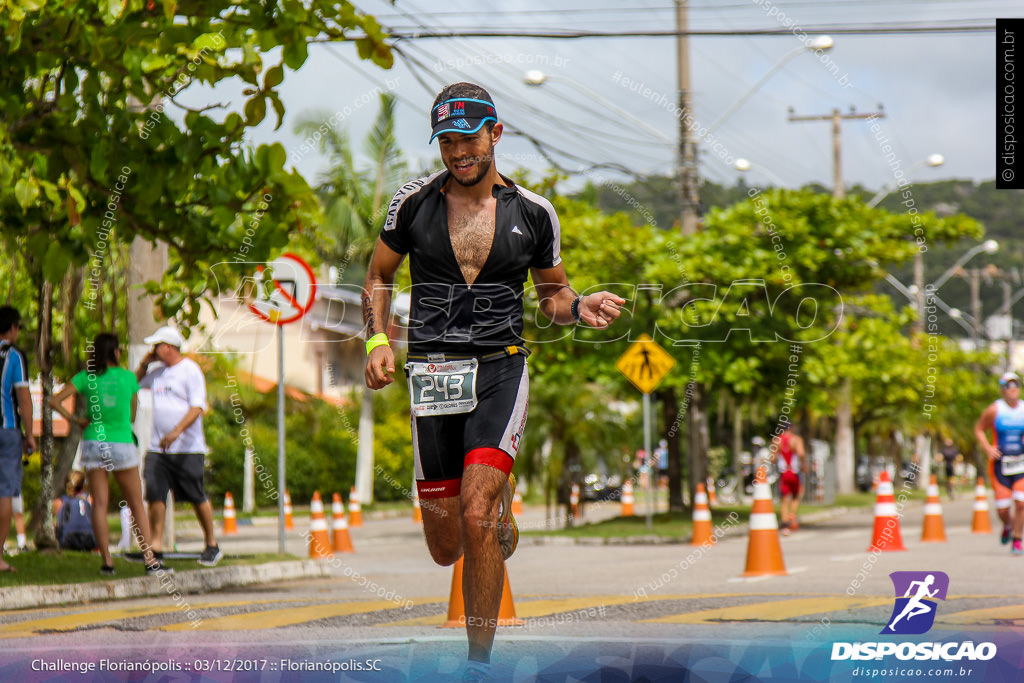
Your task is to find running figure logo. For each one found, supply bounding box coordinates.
[881,571,949,635]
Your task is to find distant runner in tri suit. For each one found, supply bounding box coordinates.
[770,423,805,535]
[975,371,1024,555]
[938,437,960,499]
[363,82,625,681]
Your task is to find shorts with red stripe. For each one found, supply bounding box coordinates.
[412,353,528,500]
[779,471,801,498]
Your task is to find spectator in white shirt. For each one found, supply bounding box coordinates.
[136,326,222,567]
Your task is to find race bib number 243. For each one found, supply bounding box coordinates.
[407,359,479,416]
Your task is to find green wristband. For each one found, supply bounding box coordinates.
[366,333,390,355]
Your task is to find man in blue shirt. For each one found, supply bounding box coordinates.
[0,306,35,572]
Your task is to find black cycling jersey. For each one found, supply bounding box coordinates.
[380,170,561,354]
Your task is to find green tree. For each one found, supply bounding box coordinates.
[649,189,982,496]
[0,0,391,547]
[295,93,406,285]
[519,183,668,517]
[519,380,632,528]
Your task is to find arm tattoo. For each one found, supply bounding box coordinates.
[363,294,378,334]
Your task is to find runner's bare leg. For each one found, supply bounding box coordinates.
[1014,499,1024,539]
[421,495,463,566]
[460,463,505,663]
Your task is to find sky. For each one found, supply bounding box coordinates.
[187,0,1018,197]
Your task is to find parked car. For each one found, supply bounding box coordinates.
[582,472,622,502]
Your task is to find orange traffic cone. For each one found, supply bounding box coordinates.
[692,483,715,546]
[921,474,947,542]
[706,477,718,507]
[742,467,787,577]
[283,490,294,530]
[570,482,580,519]
[308,491,333,559]
[348,486,363,527]
[621,479,635,516]
[412,489,423,524]
[441,556,523,628]
[868,471,906,552]
[972,477,993,534]
[331,492,355,553]
[222,492,238,535]
[511,490,524,516]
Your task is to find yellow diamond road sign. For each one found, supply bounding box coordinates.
[616,334,676,394]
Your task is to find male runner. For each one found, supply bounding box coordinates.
[363,82,624,680]
[938,437,960,499]
[770,423,805,535]
[975,371,1024,555]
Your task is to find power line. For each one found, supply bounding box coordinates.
[389,43,655,180]
[385,1,670,177]
[329,24,993,41]
[370,0,1016,19]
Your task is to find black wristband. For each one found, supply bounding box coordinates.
[570,296,582,322]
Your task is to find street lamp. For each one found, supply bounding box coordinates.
[524,70,673,143]
[931,239,999,292]
[948,308,980,337]
[706,36,834,135]
[886,239,999,339]
[733,158,786,187]
[866,154,945,208]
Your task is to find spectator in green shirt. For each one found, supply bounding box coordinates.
[50,333,166,576]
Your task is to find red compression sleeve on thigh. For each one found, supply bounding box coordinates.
[417,478,461,500]
[465,447,514,476]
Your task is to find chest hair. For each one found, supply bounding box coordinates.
[448,203,496,285]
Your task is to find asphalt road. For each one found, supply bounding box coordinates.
[2,495,1022,681]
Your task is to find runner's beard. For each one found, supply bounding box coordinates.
[448,148,494,187]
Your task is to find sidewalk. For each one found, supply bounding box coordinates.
[1,505,436,611]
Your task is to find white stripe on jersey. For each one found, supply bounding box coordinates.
[515,185,562,267]
[384,170,446,232]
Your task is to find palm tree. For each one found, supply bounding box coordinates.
[294,94,408,505]
[520,379,632,528]
[294,93,406,285]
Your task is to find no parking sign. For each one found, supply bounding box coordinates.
[248,252,317,326]
[246,251,317,555]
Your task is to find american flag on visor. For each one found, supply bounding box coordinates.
[437,103,450,119]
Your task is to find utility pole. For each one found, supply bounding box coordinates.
[127,237,172,546]
[787,107,885,199]
[676,0,700,236]
[126,94,175,549]
[675,0,707,508]
[788,105,884,493]
[967,267,983,345]
[1003,279,1014,370]
[913,252,925,336]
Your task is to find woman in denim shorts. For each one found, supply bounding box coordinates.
[50,333,163,575]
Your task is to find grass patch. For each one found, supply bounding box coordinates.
[528,482,940,540]
[824,486,929,510]
[523,508,748,540]
[0,551,292,588]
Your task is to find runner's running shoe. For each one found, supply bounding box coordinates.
[461,661,492,682]
[1002,525,1013,545]
[1013,540,1023,556]
[498,473,519,561]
